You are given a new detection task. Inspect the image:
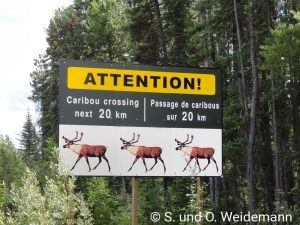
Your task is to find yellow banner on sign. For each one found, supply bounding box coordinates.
[67,67,216,95]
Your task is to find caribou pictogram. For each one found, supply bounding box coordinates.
[175,134,218,172]
[62,131,111,172]
[120,133,166,173]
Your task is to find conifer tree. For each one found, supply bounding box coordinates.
[19,111,39,165]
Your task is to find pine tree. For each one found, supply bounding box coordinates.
[19,111,39,165]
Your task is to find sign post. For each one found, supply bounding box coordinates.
[131,177,139,225]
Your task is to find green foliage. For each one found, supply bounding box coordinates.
[138,178,165,225]
[36,137,60,189]
[0,139,94,224]
[46,6,85,60]
[78,177,130,225]
[0,136,26,189]
[127,0,165,64]
[9,163,93,224]
[260,11,300,71]
[163,0,192,66]
[84,0,130,61]
[30,56,59,147]
[164,178,194,224]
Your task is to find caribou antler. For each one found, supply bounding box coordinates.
[185,134,193,145]
[72,131,83,143]
[175,134,193,146]
[120,133,140,144]
[63,131,83,143]
[62,136,70,143]
[130,133,140,144]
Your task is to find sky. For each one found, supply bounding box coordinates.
[0,0,72,147]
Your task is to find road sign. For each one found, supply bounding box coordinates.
[59,59,222,176]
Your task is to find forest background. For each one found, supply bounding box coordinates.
[0,0,299,224]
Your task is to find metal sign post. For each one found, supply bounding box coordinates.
[131,177,139,225]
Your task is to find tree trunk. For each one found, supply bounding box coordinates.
[271,73,286,224]
[153,0,168,65]
[229,179,243,213]
[209,177,220,206]
[247,0,258,223]
[291,66,300,191]
[209,178,215,203]
[233,0,248,117]
[271,74,281,191]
